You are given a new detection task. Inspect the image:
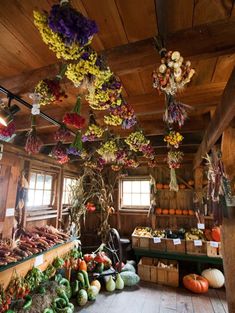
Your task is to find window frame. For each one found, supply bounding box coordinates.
[62,176,77,206]
[26,170,55,210]
[119,176,151,211]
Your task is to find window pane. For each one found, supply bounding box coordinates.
[132,181,141,193]
[44,175,52,190]
[27,189,35,206]
[36,174,44,189]
[141,181,150,193]
[140,194,150,206]
[29,173,36,189]
[123,193,132,206]
[132,194,141,205]
[34,190,43,206]
[123,181,132,193]
[43,190,51,205]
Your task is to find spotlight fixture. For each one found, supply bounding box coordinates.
[0,96,20,126]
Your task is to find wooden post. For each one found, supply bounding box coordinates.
[221,127,235,313]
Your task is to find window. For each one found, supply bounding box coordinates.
[27,172,53,207]
[120,177,151,209]
[62,177,77,205]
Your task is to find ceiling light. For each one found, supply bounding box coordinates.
[0,97,20,126]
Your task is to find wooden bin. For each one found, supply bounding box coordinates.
[149,237,166,252]
[207,242,222,258]
[157,259,179,287]
[166,239,186,253]
[131,234,140,248]
[139,236,151,249]
[138,257,158,283]
[186,240,207,255]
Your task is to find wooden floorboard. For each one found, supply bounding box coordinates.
[75,282,227,313]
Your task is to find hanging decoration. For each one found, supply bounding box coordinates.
[104,102,137,129]
[34,2,98,60]
[63,96,85,129]
[169,168,179,192]
[51,141,69,164]
[125,131,150,152]
[25,116,43,155]
[54,124,71,142]
[0,122,16,139]
[167,151,184,169]
[82,124,104,142]
[97,140,118,163]
[163,97,192,128]
[164,131,184,148]
[152,50,195,95]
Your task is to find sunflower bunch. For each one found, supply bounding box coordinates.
[97,140,118,163]
[164,131,183,148]
[82,124,104,142]
[125,131,150,152]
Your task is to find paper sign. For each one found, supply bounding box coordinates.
[197,223,205,230]
[194,240,202,246]
[153,237,161,244]
[173,238,181,245]
[210,241,219,248]
[34,254,44,267]
[6,208,15,217]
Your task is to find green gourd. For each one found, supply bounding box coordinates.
[87,285,99,300]
[115,273,124,290]
[120,271,140,286]
[77,289,88,306]
[106,276,116,292]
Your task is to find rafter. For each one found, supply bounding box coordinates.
[194,67,235,168]
[0,18,235,94]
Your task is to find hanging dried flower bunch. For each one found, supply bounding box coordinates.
[51,141,69,164]
[167,151,184,169]
[34,79,67,106]
[34,2,98,60]
[125,131,150,152]
[63,96,85,129]
[0,122,16,139]
[97,140,118,163]
[82,124,104,142]
[25,116,43,155]
[164,131,184,148]
[54,124,71,142]
[163,98,192,128]
[152,50,195,95]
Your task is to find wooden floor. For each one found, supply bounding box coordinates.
[76,282,228,313]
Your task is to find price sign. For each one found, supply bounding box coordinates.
[210,241,219,248]
[197,223,205,230]
[34,254,44,267]
[6,208,15,217]
[153,237,161,244]
[173,238,181,245]
[194,240,202,246]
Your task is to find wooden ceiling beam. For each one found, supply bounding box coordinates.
[194,67,235,169]
[1,18,235,94]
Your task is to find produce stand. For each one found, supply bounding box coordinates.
[134,248,223,273]
[0,238,78,289]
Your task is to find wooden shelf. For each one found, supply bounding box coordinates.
[155,214,213,220]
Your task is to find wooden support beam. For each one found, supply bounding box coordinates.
[193,67,235,169]
[1,17,235,93]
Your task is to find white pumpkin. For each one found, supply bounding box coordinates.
[201,268,225,288]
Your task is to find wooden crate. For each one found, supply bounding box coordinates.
[186,240,207,255]
[149,237,166,252]
[207,242,222,258]
[166,238,186,253]
[131,234,140,248]
[139,236,151,249]
[138,257,157,283]
[157,259,179,287]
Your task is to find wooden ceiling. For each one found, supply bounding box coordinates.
[0,0,235,161]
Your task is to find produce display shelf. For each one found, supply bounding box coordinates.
[0,237,78,273]
[134,248,223,265]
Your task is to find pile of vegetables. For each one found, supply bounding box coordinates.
[84,251,112,273]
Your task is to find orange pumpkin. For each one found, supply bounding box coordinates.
[163,184,169,189]
[175,209,182,215]
[91,280,101,292]
[79,260,87,271]
[182,209,188,215]
[162,209,169,215]
[169,209,175,215]
[211,226,221,242]
[179,184,186,189]
[188,180,194,186]
[183,274,209,294]
[155,208,162,215]
[156,183,163,190]
[188,209,195,216]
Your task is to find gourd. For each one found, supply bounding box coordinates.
[115,274,124,290]
[201,269,225,288]
[91,280,101,292]
[106,276,116,292]
[188,209,194,216]
[163,184,169,189]
[87,286,99,300]
[121,263,136,273]
[120,271,140,286]
[155,208,162,215]
[182,209,188,215]
[77,289,88,306]
[211,227,221,242]
[59,278,72,299]
[179,184,186,189]
[175,209,182,215]
[162,209,169,215]
[169,209,175,215]
[79,260,87,271]
[156,183,163,189]
[183,274,208,293]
